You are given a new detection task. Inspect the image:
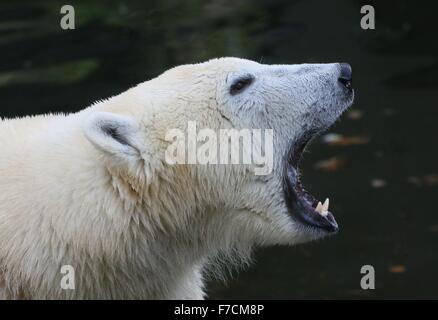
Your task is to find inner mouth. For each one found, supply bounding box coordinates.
[283,135,339,233]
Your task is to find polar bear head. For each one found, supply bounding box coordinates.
[83,57,354,258]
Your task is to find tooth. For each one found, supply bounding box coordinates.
[315,202,323,213]
[322,198,329,213]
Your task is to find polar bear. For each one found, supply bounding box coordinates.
[0,58,353,299]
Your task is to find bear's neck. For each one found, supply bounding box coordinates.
[82,165,254,299]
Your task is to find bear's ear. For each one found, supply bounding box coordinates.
[83,112,143,159]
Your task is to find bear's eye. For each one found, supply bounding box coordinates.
[229,75,254,95]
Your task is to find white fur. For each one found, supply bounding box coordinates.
[0,58,351,299]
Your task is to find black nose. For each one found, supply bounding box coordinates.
[338,63,352,90]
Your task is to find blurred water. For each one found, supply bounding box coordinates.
[0,0,437,299]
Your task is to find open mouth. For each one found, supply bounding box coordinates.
[283,135,339,233]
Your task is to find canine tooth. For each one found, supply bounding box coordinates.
[315,202,323,213]
[322,198,329,213]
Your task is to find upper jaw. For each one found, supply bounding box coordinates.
[280,64,355,234]
[282,78,354,234]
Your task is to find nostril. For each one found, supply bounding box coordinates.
[338,63,353,89]
[339,77,352,90]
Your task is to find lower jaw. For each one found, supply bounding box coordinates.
[284,165,338,233]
